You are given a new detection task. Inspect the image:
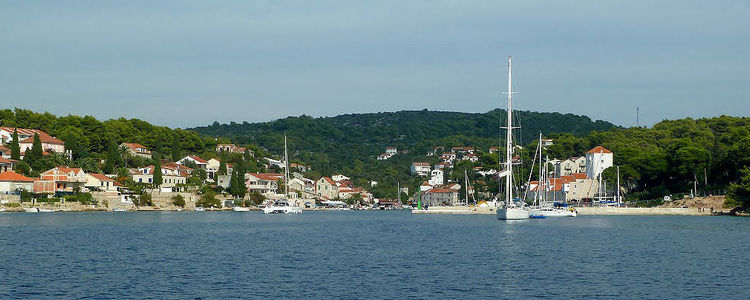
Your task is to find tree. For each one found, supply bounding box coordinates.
[726,166,750,213]
[103,139,123,174]
[22,133,46,173]
[153,158,163,188]
[10,128,20,160]
[171,135,182,162]
[218,159,227,176]
[197,190,220,208]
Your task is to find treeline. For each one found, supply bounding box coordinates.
[190,109,618,198]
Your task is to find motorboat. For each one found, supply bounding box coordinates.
[529,203,577,217]
[232,206,250,212]
[263,199,302,214]
[194,207,205,212]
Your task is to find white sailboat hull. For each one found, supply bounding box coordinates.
[529,207,576,217]
[497,207,529,220]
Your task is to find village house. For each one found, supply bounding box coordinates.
[121,143,152,159]
[215,144,251,155]
[555,156,586,177]
[177,156,208,169]
[315,177,338,200]
[0,128,64,154]
[428,169,444,186]
[289,163,308,173]
[585,146,614,179]
[422,188,460,206]
[85,173,117,192]
[411,162,431,177]
[38,167,88,193]
[377,147,397,160]
[0,171,35,194]
[0,145,9,159]
[0,156,14,173]
[331,174,350,182]
[462,153,479,162]
[245,173,282,196]
[131,165,187,192]
[206,158,233,181]
[488,146,499,154]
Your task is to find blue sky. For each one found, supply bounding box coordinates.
[1,1,748,128]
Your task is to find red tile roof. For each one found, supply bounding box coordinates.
[587,146,612,154]
[321,176,335,185]
[426,188,457,193]
[189,156,207,164]
[0,157,12,164]
[572,173,587,180]
[0,145,9,151]
[89,173,114,182]
[18,132,64,145]
[122,143,151,154]
[0,171,35,182]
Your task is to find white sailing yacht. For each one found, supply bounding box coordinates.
[497,56,530,221]
[263,135,303,214]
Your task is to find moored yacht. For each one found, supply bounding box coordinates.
[496,56,529,221]
[263,134,303,215]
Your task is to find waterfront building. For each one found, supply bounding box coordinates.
[85,173,117,192]
[245,173,283,196]
[555,156,586,177]
[585,146,614,179]
[0,171,35,194]
[39,167,87,193]
[177,156,208,169]
[422,188,460,206]
[315,177,338,199]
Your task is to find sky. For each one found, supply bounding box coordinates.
[1,1,748,128]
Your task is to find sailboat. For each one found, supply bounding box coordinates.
[529,133,576,217]
[497,56,530,221]
[263,134,303,214]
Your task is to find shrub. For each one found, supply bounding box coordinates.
[172,194,186,208]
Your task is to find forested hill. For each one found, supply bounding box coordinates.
[190,109,617,161]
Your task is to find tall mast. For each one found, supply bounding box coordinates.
[537,132,542,206]
[284,134,289,198]
[504,56,514,208]
[464,170,469,205]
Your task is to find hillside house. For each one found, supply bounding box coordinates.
[245,173,282,195]
[0,157,14,173]
[555,156,586,177]
[177,156,208,169]
[131,165,187,191]
[411,162,431,177]
[85,173,116,192]
[0,128,64,154]
[121,143,152,159]
[206,158,233,181]
[428,169,444,186]
[39,167,87,193]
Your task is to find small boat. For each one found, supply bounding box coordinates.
[232,206,250,212]
[529,204,577,218]
[194,207,205,212]
[263,199,302,214]
[25,207,40,213]
[113,208,127,212]
[38,208,53,213]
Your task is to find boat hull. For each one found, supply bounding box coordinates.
[497,207,530,220]
[232,207,250,212]
[262,206,302,214]
[529,208,577,217]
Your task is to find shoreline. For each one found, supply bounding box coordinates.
[412,206,719,216]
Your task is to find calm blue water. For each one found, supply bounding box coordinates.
[1,211,748,299]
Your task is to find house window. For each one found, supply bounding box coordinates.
[149,178,152,183]
[139,178,143,183]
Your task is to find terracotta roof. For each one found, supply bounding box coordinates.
[188,156,208,164]
[572,173,587,180]
[53,167,83,174]
[89,173,114,182]
[247,173,281,181]
[0,171,35,182]
[0,157,12,164]
[0,145,9,151]
[18,132,64,145]
[321,176,335,185]
[412,162,430,166]
[587,146,612,154]
[122,143,151,154]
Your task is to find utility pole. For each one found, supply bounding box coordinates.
[617,165,621,205]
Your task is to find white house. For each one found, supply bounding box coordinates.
[0,127,65,154]
[121,143,152,159]
[85,173,117,191]
[410,162,431,177]
[428,169,444,186]
[245,173,282,196]
[0,156,14,173]
[385,147,397,155]
[585,146,613,179]
[206,158,233,181]
[177,156,208,169]
[331,174,350,182]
